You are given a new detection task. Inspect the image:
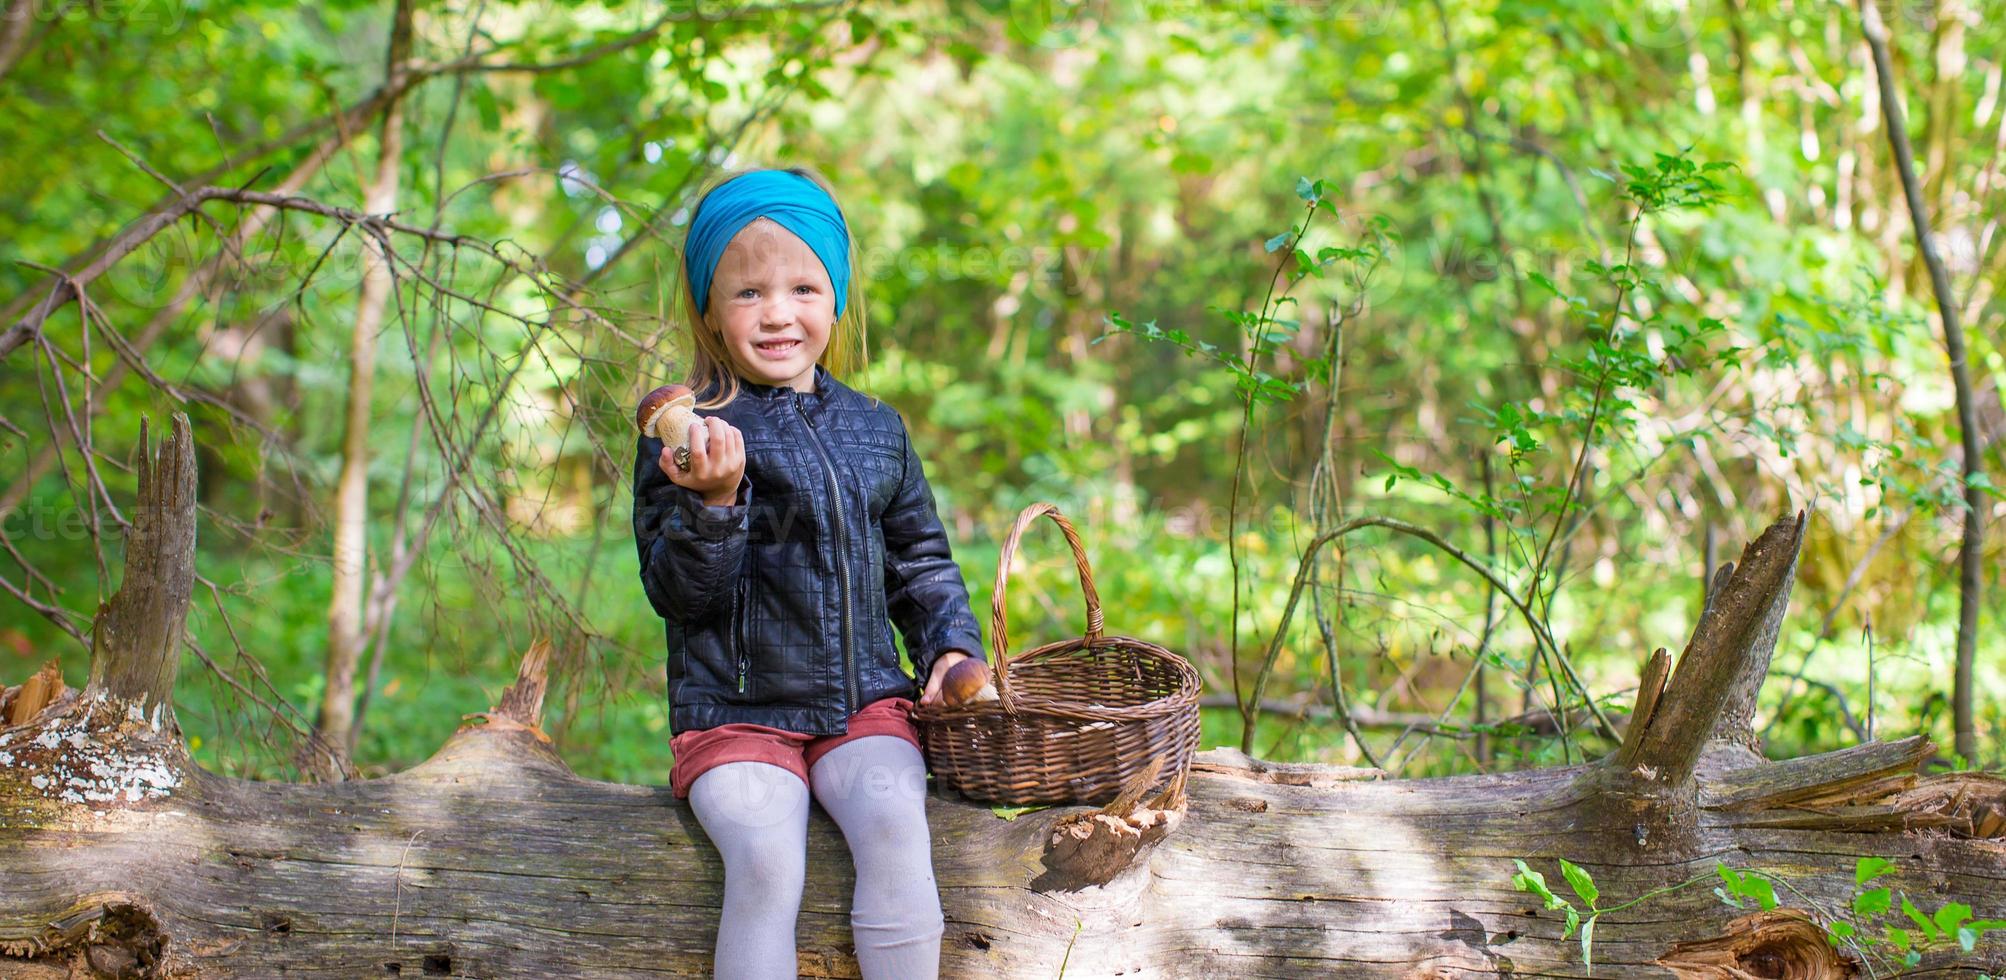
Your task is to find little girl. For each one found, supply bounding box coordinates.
[631,166,986,980]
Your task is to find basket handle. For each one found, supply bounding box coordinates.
[989,502,1104,713]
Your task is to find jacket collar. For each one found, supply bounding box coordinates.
[732,363,836,405]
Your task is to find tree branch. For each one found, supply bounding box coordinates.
[1242,514,1620,755]
[1628,511,1805,788]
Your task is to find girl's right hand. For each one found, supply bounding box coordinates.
[660,416,745,507]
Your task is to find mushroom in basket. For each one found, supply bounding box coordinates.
[941,657,999,707]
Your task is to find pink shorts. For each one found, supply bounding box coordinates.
[668,696,923,799]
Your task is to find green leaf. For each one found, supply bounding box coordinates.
[990,803,1051,820]
[1560,858,1600,909]
[472,82,501,132]
[1563,906,1581,941]
[1902,895,1940,941]
[1581,915,1597,972]
[1294,175,1317,202]
[1856,857,1896,885]
[1511,859,1569,912]
[1854,887,1892,918]
[1264,232,1291,254]
[1936,902,1973,936]
[1169,149,1214,174]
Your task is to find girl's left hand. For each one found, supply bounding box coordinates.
[919,650,973,706]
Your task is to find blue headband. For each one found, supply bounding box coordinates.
[684,170,852,320]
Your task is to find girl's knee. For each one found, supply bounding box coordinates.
[726,838,807,903]
[836,793,931,855]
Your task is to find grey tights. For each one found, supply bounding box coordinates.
[687,735,945,980]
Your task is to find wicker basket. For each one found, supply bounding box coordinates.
[914,502,1201,805]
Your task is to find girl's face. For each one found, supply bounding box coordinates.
[704,218,837,393]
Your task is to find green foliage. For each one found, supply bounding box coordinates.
[1094,175,1387,407]
[1511,857,1606,970]
[1513,854,2006,977]
[1712,863,1779,911]
[1374,147,1753,759]
[3,0,2003,784]
[1801,856,2006,971]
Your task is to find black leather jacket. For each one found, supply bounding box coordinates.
[632,363,986,736]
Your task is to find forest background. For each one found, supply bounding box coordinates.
[1,0,2000,785]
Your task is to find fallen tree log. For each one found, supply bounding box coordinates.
[3,416,2003,978]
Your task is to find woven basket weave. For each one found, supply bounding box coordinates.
[914,502,1201,805]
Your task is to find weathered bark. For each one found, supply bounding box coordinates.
[82,415,197,718]
[5,698,2002,978]
[1629,513,1803,785]
[5,442,2005,977]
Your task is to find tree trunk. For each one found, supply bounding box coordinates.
[318,0,416,775]
[1858,0,1988,766]
[5,427,2005,979]
[0,0,37,85]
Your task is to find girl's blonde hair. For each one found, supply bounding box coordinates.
[675,164,870,409]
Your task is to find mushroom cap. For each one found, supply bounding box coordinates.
[635,384,695,437]
[941,657,995,706]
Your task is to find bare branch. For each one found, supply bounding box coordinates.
[1628,511,1806,789]
[1242,514,1620,756]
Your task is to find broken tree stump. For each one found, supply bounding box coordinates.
[3,423,2005,977]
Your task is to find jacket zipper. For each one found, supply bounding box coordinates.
[793,390,859,713]
[734,574,750,694]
